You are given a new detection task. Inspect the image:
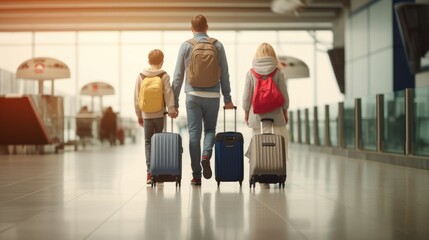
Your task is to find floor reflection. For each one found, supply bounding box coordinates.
[144,186,182,239]
[214,189,244,239]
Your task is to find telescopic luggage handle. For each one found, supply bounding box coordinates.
[223,106,237,132]
[260,118,274,134]
[163,112,174,133]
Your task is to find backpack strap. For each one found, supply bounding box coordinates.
[207,37,218,44]
[158,72,166,78]
[139,72,165,80]
[250,68,261,79]
[187,37,217,45]
[250,68,278,79]
[187,38,198,46]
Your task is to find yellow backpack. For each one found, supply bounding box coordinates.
[138,73,165,113]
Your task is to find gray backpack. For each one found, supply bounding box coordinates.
[186,37,220,88]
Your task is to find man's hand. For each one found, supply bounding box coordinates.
[138,118,144,127]
[224,101,234,109]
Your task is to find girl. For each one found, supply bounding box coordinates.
[242,43,289,158]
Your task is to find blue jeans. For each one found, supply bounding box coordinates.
[186,94,220,179]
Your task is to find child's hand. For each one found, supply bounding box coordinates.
[168,112,178,118]
[138,118,144,126]
[283,109,288,124]
[244,111,249,125]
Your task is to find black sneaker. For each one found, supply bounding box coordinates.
[191,178,201,185]
[201,155,212,179]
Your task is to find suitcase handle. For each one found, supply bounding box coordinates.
[223,106,237,132]
[163,112,174,133]
[260,118,274,134]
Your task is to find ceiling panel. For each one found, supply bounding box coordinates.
[0,0,347,31]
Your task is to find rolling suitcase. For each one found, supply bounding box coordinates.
[150,116,182,188]
[215,106,244,187]
[249,118,286,188]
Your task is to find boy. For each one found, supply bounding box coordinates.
[134,49,177,184]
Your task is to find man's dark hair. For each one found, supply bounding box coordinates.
[191,14,208,32]
[148,49,164,65]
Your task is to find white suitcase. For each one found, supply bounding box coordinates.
[249,119,286,188]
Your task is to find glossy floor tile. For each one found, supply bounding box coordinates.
[0,126,428,240]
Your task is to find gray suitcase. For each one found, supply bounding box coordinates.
[150,116,182,188]
[249,119,286,188]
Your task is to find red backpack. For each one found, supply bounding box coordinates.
[250,68,285,114]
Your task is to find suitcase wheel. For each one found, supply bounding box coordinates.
[239,181,242,188]
[217,181,220,188]
[249,180,255,189]
[250,177,257,189]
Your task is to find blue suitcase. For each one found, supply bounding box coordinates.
[150,117,182,188]
[215,107,244,187]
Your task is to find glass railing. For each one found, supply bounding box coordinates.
[300,109,306,143]
[289,111,298,142]
[414,87,429,156]
[361,97,377,151]
[308,107,315,145]
[343,99,355,149]
[329,103,338,147]
[317,105,325,146]
[383,91,405,154]
[63,115,138,146]
[289,86,429,158]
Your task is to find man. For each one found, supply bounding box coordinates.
[172,14,234,185]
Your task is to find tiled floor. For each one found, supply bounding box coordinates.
[0,128,428,240]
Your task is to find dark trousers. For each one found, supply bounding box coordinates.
[144,117,164,172]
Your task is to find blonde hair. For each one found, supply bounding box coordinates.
[254,43,283,69]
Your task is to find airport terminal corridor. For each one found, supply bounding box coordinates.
[0,128,428,240]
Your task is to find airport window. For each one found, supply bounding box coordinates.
[0,30,341,119]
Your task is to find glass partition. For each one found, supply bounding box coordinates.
[317,106,325,146]
[300,109,306,143]
[383,91,405,153]
[308,107,315,145]
[279,87,427,159]
[361,97,377,151]
[289,111,295,142]
[63,115,137,145]
[343,100,355,149]
[328,103,338,147]
[29,95,64,144]
[414,87,429,156]
[292,110,300,143]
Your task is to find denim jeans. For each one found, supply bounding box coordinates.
[185,94,220,179]
[144,117,164,172]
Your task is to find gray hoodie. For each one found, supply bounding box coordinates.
[134,68,176,119]
[242,57,289,128]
